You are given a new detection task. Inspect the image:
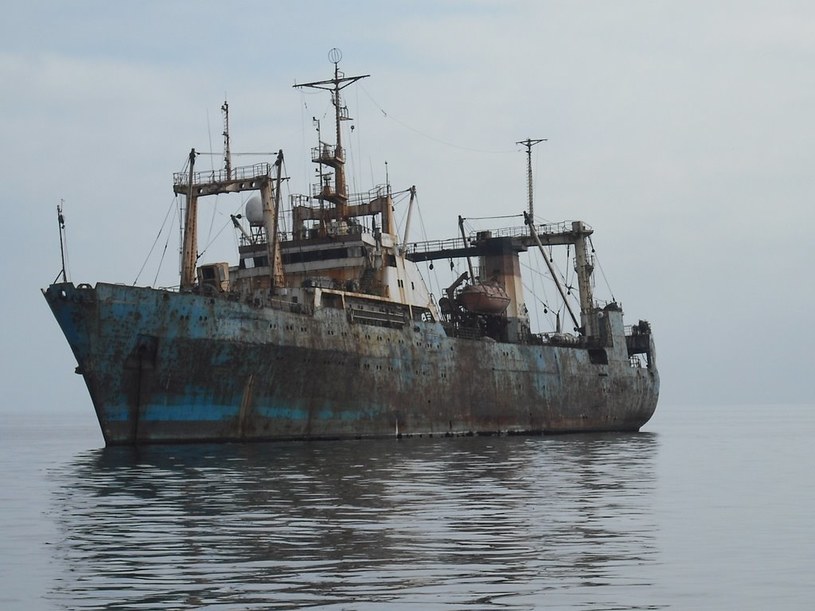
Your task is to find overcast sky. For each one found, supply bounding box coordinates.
[2,1,813,422]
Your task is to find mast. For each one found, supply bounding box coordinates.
[516,138,547,221]
[172,102,282,292]
[56,200,68,283]
[180,148,198,290]
[222,100,232,179]
[293,48,369,221]
[572,221,596,335]
[266,150,285,290]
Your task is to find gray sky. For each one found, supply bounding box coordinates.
[2,0,813,417]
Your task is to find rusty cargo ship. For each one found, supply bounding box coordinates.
[44,53,659,445]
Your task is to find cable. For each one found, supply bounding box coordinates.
[360,85,517,155]
[152,205,175,288]
[133,196,178,286]
[465,213,524,221]
[589,236,616,302]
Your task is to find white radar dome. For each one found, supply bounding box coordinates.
[245,195,264,226]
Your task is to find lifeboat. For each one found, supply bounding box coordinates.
[458,282,511,314]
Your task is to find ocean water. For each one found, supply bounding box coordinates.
[1,404,813,610]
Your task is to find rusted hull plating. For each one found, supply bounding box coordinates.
[44,282,659,445]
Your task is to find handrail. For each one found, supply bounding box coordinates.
[405,236,467,255]
[477,221,590,240]
[173,162,272,187]
[405,220,593,255]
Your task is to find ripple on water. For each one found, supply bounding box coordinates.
[46,433,662,609]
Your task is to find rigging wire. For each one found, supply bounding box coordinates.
[196,152,278,157]
[204,110,220,250]
[521,279,558,328]
[299,89,309,203]
[521,257,552,329]
[152,201,178,288]
[530,243,580,311]
[351,85,362,198]
[520,255,561,328]
[392,189,409,237]
[135,152,193,286]
[198,210,240,261]
[464,213,524,222]
[55,200,71,284]
[280,158,292,237]
[414,200,444,300]
[589,236,616,302]
[526,252,542,332]
[359,85,517,155]
[133,195,178,286]
[344,90,359,198]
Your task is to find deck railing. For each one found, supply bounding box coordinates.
[173,162,272,188]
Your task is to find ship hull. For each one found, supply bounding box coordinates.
[44,282,659,445]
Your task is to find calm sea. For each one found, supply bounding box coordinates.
[1,404,813,610]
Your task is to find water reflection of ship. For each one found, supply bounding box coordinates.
[48,434,659,607]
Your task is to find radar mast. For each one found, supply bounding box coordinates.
[293,48,369,221]
[516,137,547,222]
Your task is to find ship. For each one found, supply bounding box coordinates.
[43,51,659,445]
